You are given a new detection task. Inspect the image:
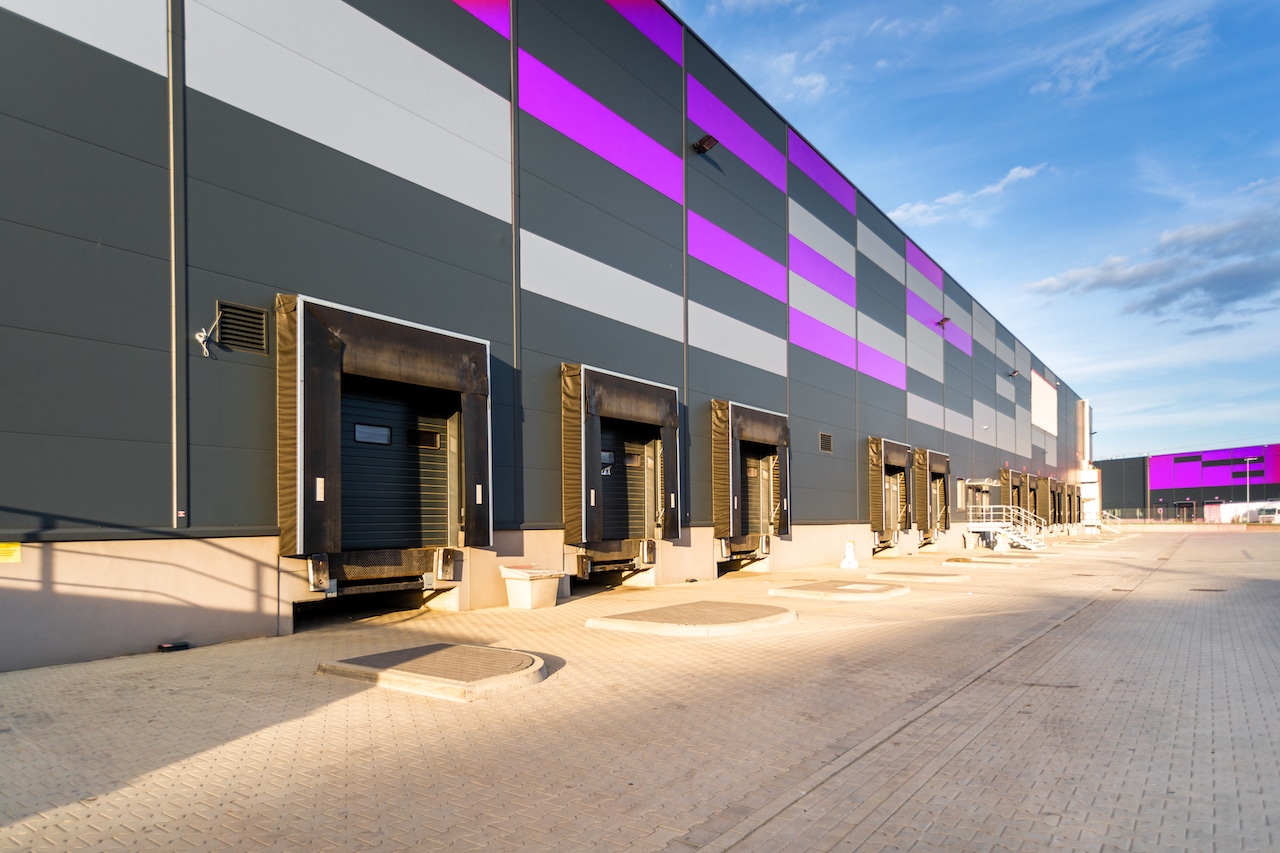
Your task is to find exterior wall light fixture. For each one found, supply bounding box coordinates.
[1009,370,1019,377]
[692,134,719,154]
[936,317,951,327]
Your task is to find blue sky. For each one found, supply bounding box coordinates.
[665,0,1280,461]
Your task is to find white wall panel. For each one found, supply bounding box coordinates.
[905,334,944,383]
[520,231,683,341]
[997,374,1015,400]
[944,294,973,334]
[688,302,787,377]
[997,412,1016,453]
[856,222,905,284]
[1,0,168,75]
[856,313,906,362]
[187,0,512,222]
[973,401,997,446]
[945,408,973,438]
[906,266,944,310]
[789,273,857,338]
[788,200,855,275]
[907,393,945,430]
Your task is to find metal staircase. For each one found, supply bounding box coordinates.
[1084,510,1121,535]
[967,505,1046,550]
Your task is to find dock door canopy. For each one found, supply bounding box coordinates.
[999,467,1023,512]
[276,296,491,557]
[711,401,791,541]
[912,449,950,534]
[562,365,679,546]
[869,437,912,538]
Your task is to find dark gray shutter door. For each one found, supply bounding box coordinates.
[711,400,732,539]
[869,437,885,533]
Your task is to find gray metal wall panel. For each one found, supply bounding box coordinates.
[945,435,974,479]
[188,446,277,528]
[854,193,906,255]
[1,221,168,348]
[945,343,973,379]
[688,260,787,337]
[684,38,785,149]
[186,183,514,347]
[521,0,681,146]
[520,168,682,294]
[946,395,975,418]
[343,0,510,97]
[908,422,946,455]
[788,344,857,401]
[0,433,169,533]
[187,354,275,455]
[188,93,513,288]
[787,165,856,238]
[858,404,907,445]
[0,114,167,259]
[685,390,714,525]
[973,341,996,374]
[687,159,787,261]
[0,10,167,166]
[996,394,1017,419]
[857,272,906,335]
[687,348,787,412]
[907,370,945,407]
[859,375,907,418]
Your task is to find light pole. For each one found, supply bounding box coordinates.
[1245,455,1261,522]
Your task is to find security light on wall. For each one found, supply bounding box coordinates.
[692,134,719,154]
[936,317,951,327]
[1009,370,1019,377]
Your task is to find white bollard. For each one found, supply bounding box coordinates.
[840,541,859,569]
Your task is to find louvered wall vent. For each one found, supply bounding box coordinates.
[819,432,833,453]
[215,301,269,354]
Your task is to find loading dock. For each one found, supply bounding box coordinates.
[711,400,791,563]
[870,437,912,548]
[275,296,491,596]
[562,365,680,576]
[912,448,950,545]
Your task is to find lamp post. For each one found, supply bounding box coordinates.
[1245,456,1261,522]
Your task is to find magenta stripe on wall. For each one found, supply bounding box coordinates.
[688,211,787,301]
[519,50,683,203]
[787,130,856,216]
[687,76,786,191]
[906,289,944,335]
[789,308,857,371]
[450,0,510,38]
[602,0,682,64]
[858,342,907,390]
[944,323,973,355]
[905,239,943,289]
[789,236,856,307]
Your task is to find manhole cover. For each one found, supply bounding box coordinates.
[318,643,546,702]
[587,600,795,636]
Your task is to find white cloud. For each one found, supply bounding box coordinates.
[867,7,959,39]
[890,164,1046,226]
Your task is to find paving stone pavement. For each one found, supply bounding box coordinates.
[2,530,1278,851]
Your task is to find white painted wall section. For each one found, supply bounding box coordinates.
[1,0,168,75]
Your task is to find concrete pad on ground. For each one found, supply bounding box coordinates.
[585,600,797,636]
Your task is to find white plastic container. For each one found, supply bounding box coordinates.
[499,565,565,609]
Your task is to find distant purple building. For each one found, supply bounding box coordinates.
[1098,446,1279,521]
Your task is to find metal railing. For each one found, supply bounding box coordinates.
[967,504,1043,533]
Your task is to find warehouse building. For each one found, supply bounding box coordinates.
[1097,445,1279,522]
[0,0,1092,670]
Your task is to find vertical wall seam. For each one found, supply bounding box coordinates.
[168,0,189,529]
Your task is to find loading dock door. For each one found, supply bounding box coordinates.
[869,437,911,541]
[562,365,680,546]
[912,449,951,534]
[710,400,791,542]
[599,418,660,542]
[1000,467,1023,512]
[340,376,457,551]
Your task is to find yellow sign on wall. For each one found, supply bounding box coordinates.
[0,543,21,563]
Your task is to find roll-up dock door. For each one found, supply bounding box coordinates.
[912,448,951,541]
[711,400,790,559]
[999,467,1023,513]
[1026,475,1039,521]
[869,437,912,545]
[1035,476,1051,525]
[562,365,679,574]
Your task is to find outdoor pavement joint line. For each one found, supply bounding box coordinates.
[700,578,1155,853]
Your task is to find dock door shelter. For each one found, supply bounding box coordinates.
[912,448,950,543]
[869,437,912,546]
[275,296,492,594]
[562,365,680,574]
[1000,467,1025,514]
[711,401,791,560]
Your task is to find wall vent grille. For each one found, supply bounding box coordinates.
[819,432,833,453]
[216,301,269,354]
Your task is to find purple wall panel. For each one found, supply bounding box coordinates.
[602,0,682,64]
[1149,456,1174,490]
[858,342,907,390]
[789,308,857,371]
[906,289,944,335]
[906,239,943,289]
[450,0,511,38]
[1149,444,1278,491]
[789,236,856,307]
[787,129,856,216]
[687,76,786,191]
[944,323,973,356]
[688,211,787,301]
[519,50,683,203]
